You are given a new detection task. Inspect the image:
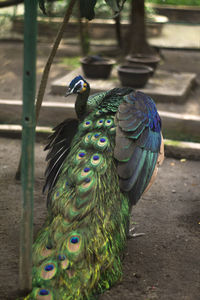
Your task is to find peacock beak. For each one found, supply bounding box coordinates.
[65,87,74,97]
[65,90,73,97]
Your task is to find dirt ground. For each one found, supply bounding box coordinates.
[0,41,200,300]
[0,139,199,300]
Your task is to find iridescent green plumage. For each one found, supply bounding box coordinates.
[23,76,163,300]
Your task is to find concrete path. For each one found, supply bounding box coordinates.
[51,67,196,103]
[149,23,200,50]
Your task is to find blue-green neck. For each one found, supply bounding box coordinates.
[75,87,90,120]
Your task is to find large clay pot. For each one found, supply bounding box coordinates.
[126,54,160,74]
[117,64,153,88]
[81,56,116,79]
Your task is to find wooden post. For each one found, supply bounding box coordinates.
[19,0,37,292]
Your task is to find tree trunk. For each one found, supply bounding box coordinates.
[124,0,154,55]
[79,18,90,56]
[114,14,122,50]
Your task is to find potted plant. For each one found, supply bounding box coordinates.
[117,64,153,88]
[126,54,160,74]
[80,55,116,79]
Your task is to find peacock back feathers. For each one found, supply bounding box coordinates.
[23,76,164,300]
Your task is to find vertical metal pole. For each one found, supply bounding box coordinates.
[19,0,37,292]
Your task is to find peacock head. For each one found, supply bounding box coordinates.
[65,75,89,96]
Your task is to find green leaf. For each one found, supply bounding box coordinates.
[80,0,97,20]
[105,0,127,14]
[38,0,47,15]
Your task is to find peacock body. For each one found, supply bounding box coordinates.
[24,76,164,300]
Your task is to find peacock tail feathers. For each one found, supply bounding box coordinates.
[22,76,164,300]
[25,110,130,300]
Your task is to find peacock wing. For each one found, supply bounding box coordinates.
[114,90,163,205]
[43,118,79,206]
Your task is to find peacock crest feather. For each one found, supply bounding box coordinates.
[23,75,164,300]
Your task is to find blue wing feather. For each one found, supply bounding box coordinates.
[117,147,144,179]
[128,152,158,204]
[115,91,162,205]
[119,150,147,191]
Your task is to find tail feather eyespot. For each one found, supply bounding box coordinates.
[40,262,57,280]
[35,288,53,300]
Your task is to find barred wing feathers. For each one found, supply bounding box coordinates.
[43,118,79,206]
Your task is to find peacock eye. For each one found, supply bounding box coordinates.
[58,254,66,261]
[44,264,54,271]
[70,236,79,244]
[39,289,49,296]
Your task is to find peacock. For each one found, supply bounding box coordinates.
[23,75,164,300]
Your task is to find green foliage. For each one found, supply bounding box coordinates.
[80,0,97,20]
[105,0,127,14]
[38,0,128,20]
[79,0,127,19]
[60,56,81,70]
[38,0,47,15]
[94,1,113,18]
[147,0,200,6]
